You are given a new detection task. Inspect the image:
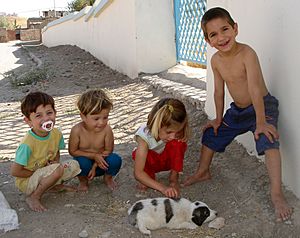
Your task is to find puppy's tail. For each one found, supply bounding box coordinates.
[128,201,143,226]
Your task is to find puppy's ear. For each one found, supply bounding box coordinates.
[128,202,144,226]
[192,207,210,226]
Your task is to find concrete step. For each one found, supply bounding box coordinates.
[139,64,207,110]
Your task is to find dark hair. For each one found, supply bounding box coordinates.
[201,7,235,40]
[21,92,55,118]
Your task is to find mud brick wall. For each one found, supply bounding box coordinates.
[0,27,7,43]
[7,30,16,41]
[20,29,41,41]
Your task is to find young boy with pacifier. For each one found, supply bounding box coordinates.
[11,92,81,212]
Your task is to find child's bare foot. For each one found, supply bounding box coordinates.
[77,176,89,192]
[78,183,89,192]
[104,174,117,191]
[272,193,293,222]
[49,184,77,193]
[182,170,211,186]
[62,184,78,192]
[136,182,148,192]
[26,196,47,212]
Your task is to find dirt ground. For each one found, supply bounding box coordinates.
[0,41,300,238]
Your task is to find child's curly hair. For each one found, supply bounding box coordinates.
[77,89,113,115]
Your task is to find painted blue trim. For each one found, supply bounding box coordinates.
[174,0,180,62]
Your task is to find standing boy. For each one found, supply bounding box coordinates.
[11,92,81,212]
[183,7,292,221]
[69,89,122,192]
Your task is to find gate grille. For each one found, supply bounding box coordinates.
[174,0,207,65]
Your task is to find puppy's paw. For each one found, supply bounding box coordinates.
[138,226,151,235]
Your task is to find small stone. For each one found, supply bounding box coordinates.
[284,220,292,225]
[78,229,88,238]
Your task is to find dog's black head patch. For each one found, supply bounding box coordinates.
[128,202,144,226]
[191,206,210,226]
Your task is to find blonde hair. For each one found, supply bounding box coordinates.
[147,98,189,141]
[77,89,112,115]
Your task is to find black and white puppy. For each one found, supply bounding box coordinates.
[128,197,217,235]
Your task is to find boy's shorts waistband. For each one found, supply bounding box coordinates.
[231,92,273,111]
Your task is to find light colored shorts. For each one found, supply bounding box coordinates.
[25,160,81,195]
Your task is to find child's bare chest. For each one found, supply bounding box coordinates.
[218,58,246,83]
[79,131,106,151]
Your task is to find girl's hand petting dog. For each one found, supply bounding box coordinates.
[162,186,179,198]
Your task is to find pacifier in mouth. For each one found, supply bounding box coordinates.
[41,120,54,132]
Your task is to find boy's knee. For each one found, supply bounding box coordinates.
[106,153,122,176]
[73,156,92,175]
[107,153,122,168]
[256,135,280,156]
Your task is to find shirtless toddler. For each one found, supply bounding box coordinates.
[69,89,122,191]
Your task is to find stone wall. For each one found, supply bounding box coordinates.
[0,27,7,43]
[7,30,16,41]
[20,29,41,41]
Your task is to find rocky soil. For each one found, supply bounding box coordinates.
[0,41,300,238]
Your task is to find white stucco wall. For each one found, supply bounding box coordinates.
[135,0,176,73]
[205,0,300,197]
[43,0,138,78]
[42,0,176,79]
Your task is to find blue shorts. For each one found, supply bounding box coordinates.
[202,93,280,155]
[73,153,122,177]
